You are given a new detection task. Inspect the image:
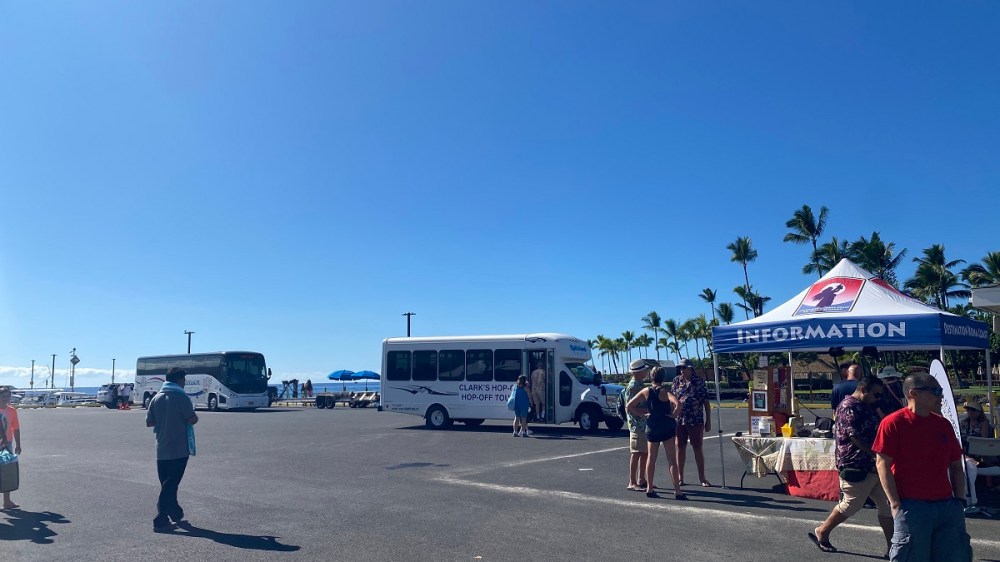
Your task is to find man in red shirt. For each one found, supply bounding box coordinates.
[872,373,971,561]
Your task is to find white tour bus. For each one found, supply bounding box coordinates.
[134,352,271,411]
[381,333,624,431]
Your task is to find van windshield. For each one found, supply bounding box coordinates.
[566,363,598,385]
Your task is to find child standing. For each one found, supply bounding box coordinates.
[513,375,533,437]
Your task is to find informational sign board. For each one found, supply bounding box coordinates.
[749,365,792,435]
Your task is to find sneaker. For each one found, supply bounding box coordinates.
[524,429,533,436]
[964,505,982,515]
[153,521,176,533]
[517,431,525,437]
[513,431,519,437]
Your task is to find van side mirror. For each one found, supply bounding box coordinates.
[267,368,272,380]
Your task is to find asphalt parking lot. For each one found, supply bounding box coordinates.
[2,406,999,561]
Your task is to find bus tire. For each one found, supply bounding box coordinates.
[425,405,451,429]
[605,417,625,432]
[142,393,153,409]
[463,419,485,427]
[577,406,602,433]
[208,394,219,412]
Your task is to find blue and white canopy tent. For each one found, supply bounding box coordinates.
[709,259,992,487]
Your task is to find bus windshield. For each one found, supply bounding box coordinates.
[224,355,268,394]
[566,363,598,385]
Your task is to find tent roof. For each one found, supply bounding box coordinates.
[712,259,991,353]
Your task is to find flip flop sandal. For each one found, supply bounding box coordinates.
[675,493,688,500]
[646,491,660,498]
[626,485,639,491]
[636,481,648,488]
[701,481,713,487]
[807,532,837,553]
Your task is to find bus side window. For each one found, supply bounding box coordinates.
[466,350,493,381]
[438,350,465,381]
[494,349,520,382]
[412,351,437,381]
[386,351,411,381]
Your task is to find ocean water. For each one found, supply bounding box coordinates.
[48,382,382,396]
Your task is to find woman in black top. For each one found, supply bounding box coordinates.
[627,366,684,499]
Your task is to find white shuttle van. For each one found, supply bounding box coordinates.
[381,333,624,432]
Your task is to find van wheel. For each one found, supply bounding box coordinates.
[425,405,452,429]
[605,417,625,432]
[577,406,601,433]
[208,395,219,412]
[142,394,152,409]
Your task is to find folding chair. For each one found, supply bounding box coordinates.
[964,437,1000,514]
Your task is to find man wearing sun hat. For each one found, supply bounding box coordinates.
[624,359,655,491]
[875,366,905,418]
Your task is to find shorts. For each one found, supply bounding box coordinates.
[531,390,544,405]
[645,416,677,443]
[629,431,648,453]
[836,471,891,517]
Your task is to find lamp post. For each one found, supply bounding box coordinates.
[30,359,35,389]
[112,358,116,384]
[402,312,415,337]
[69,348,80,392]
[51,354,56,388]
[184,330,195,354]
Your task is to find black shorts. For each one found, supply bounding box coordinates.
[645,417,677,443]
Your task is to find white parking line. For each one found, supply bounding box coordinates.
[435,475,1000,551]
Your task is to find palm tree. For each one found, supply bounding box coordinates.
[699,288,717,324]
[679,319,697,360]
[635,334,654,359]
[641,311,664,360]
[727,236,758,319]
[851,232,907,286]
[904,244,970,310]
[667,341,680,362]
[693,314,710,360]
[716,303,735,325]
[734,286,770,317]
[587,339,601,370]
[784,204,830,277]
[596,335,616,374]
[804,237,854,277]
[663,319,681,362]
[621,331,636,365]
[614,338,628,373]
[657,338,670,360]
[962,251,1000,287]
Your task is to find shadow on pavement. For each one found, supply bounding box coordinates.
[174,522,300,552]
[0,509,70,544]
[680,487,827,514]
[386,462,451,470]
[399,424,626,440]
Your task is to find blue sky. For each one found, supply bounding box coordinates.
[1,2,998,387]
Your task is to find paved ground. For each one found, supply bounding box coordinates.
[2,406,999,561]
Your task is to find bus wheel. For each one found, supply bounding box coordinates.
[463,419,485,427]
[142,394,152,409]
[425,405,451,429]
[577,406,601,433]
[208,395,219,412]
[605,417,625,432]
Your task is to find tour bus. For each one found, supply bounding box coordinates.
[381,333,624,432]
[133,352,271,411]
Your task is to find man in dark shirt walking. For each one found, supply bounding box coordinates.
[831,363,860,411]
[146,368,198,532]
[810,375,892,556]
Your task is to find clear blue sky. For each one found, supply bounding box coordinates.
[1,2,998,387]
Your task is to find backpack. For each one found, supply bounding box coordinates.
[617,386,629,421]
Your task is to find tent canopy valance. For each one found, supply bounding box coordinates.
[712,259,990,354]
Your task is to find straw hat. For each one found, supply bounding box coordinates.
[877,366,902,380]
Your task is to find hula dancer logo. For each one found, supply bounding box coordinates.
[794,276,865,316]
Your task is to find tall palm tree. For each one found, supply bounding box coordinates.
[596,335,616,374]
[784,204,830,277]
[962,251,1000,287]
[804,237,854,277]
[727,236,758,319]
[635,333,654,359]
[734,286,770,317]
[667,341,680,362]
[663,319,681,362]
[693,314,710,360]
[641,311,664,360]
[851,231,907,286]
[716,302,735,325]
[614,338,628,373]
[587,339,601,371]
[679,319,696,360]
[657,338,670,360]
[699,288,718,324]
[904,244,970,310]
[621,331,636,365]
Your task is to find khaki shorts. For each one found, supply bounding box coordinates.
[837,471,891,517]
[629,431,648,453]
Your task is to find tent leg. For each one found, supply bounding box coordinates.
[713,353,727,489]
[988,350,994,436]
[788,350,795,416]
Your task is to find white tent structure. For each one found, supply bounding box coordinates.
[708,259,992,487]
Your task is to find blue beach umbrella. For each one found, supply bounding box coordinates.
[327,370,355,381]
[351,370,380,391]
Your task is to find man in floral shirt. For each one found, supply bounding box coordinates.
[809,374,892,556]
[672,359,711,487]
[625,359,653,491]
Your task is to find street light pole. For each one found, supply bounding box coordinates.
[30,360,35,389]
[402,312,415,337]
[69,348,79,392]
[184,330,195,354]
[51,354,56,389]
[112,358,116,384]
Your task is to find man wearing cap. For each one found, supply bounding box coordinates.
[625,359,652,491]
[831,363,860,412]
[672,358,712,487]
[873,373,972,561]
[875,366,905,418]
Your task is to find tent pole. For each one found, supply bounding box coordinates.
[988,350,995,436]
[712,352,727,489]
[788,350,795,417]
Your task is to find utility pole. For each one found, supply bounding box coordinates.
[30,359,35,389]
[51,354,56,388]
[184,330,195,354]
[112,358,116,384]
[69,348,79,392]
[402,312,415,337]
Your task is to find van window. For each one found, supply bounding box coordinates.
[466,350,493,381]
[494,349,521,382]
[438,350,465,381]
[413,351,438,381]
[386,351,411,381]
